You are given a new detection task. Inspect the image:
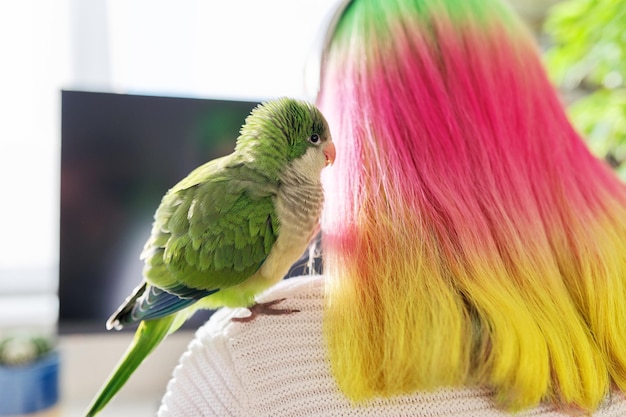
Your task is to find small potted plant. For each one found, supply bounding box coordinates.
[0,334,59,416]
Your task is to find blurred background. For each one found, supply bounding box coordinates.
[0,0,623,415]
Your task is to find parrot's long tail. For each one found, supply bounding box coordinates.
[85,315,175,417]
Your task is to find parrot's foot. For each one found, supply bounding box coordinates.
[232,298,299,323]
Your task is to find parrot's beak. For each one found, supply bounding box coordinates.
[324,141,336,166]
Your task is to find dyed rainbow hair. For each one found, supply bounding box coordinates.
[318,0,626,412]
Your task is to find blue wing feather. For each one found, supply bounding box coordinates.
[109,283,219,328]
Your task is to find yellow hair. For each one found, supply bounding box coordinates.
[319,0,626,412]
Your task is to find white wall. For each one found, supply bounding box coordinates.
[0,1,70,331]
[81,0,339,99]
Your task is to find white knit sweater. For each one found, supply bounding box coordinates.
[158,275,626,417]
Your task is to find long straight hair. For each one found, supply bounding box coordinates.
[318,0,626,412]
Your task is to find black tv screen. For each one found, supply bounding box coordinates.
[59,90,262,332]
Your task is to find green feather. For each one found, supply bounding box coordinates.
[144,168,279,290]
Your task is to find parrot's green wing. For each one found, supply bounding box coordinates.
[142,155,280,296]
[107,156,282,329]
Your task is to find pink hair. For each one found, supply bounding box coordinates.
[318,0,626,412]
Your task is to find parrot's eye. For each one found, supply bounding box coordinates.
[309,134,321,145]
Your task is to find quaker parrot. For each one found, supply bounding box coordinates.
[85,97,335,416]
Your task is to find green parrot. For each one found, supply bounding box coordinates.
[85,97,335,417]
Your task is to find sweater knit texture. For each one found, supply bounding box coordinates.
[158,275,626,417]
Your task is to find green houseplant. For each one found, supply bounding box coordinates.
[544,0,626,179]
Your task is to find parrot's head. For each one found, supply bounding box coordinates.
[237,97,335,182]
